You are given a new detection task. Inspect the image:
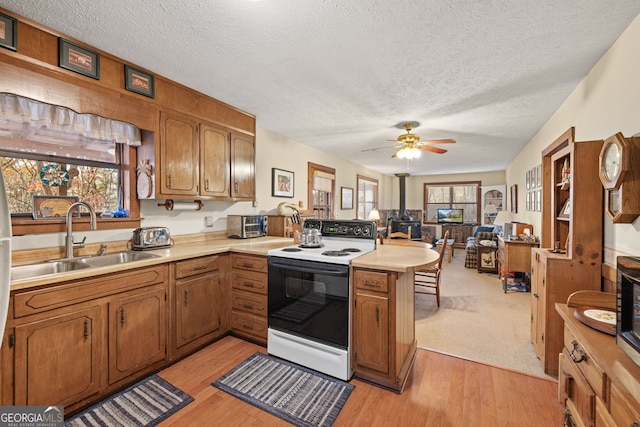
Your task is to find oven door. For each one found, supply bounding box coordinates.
[268,256,350,349]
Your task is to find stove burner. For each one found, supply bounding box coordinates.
[340,248,362,253]
[322,250,350,257]
[282,247,303,252]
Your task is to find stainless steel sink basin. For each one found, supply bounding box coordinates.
[11,259,91,281]
[79,251,160,267]
[11,251,161,281]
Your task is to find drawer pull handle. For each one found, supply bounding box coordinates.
[363,279,381,287]
[243,303,254,308]
[194,265,207,271]
[243,323,254,329]
[242,281,254,287]
[569,340,586,363]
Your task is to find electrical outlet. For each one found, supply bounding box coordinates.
[204,216,214,227]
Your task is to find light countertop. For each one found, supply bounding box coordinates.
[10,237,440,291]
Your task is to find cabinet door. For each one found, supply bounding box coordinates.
[353,292,389,374]
[109,287,166,384]
[230,133,255,200]
[160,112,199,195]
[200,123,231,198]
[14,305,105,406]
[175,272,221,349]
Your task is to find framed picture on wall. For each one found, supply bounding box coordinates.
[341,187,353,209]
[0,11,17,51]
[272,168,294,198]
[59,38,100,79]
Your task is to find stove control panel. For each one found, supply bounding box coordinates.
[304,219,376,239]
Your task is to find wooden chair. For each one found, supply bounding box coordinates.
[415,230,449,307]
[379,226,411,244]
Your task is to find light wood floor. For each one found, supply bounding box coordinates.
[158,336,563,426]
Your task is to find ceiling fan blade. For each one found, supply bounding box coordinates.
[421,138,456,145]
[361,145,399,152]
[419,146,448,154]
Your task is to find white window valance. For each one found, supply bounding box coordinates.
[0,93,141,146]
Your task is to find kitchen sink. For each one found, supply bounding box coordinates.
[10,251,161,281]
[78,250,160,267]
[11,259,91,281]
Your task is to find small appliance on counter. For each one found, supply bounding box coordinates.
[131,227,172,250]
[227,215,268,239]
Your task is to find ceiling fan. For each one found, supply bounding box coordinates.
[363,122,456,159]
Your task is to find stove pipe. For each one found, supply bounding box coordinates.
[395,173,411,220]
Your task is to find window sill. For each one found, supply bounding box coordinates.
[11,217,142,236]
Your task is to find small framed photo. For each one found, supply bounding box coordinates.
[59,38,100,80]
[0,12,17,51]
[536,189,542,212]
[341,187,354,210]
[125,65,155,98]
[526,170,531,190]
[272,168,294,198]
[33,196,79,220]
[536,164,542,188]
[525,192,530,211]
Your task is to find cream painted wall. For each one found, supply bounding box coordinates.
[506,14,640,261]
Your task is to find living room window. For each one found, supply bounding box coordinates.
[357,174,378,221]
[424,181,481,224]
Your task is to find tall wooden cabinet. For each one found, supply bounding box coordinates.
[159,111,255,201]
[530,128,603,376]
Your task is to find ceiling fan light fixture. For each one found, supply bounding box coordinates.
[396,146,421,159]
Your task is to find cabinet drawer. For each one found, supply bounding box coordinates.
[563,326,605,398]
[231,254,267,273]
[354,270,389,293]
[560,349,596,426]
[14,266,166,318]
[231,270,267,295]
[175,255,219,279]
[231,311,267,342]
[609,381,640,427]
[231,291,267,317]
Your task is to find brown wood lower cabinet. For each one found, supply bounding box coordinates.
[352,268,416,392]
[9,265,167,412]
[109,285,167,385]
[557,301,640,427]
[14,305,106,407]
[230,254,268,344]
[171,255,224,359]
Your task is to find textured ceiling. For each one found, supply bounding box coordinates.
[2,1,640,176]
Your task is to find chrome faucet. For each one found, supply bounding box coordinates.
[65,201,97,258]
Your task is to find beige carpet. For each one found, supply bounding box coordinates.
[415,249,552,378]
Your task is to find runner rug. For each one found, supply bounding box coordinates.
[65,374,193,427]
[212,352,354,427]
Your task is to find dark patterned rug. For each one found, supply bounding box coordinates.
[212,352,354,427]
[65,374,193,426]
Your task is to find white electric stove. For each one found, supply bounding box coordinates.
[267,219,377,380]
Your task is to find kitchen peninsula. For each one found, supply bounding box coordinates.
[3,235,439,412]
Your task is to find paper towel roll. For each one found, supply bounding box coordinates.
[172,202,199,210]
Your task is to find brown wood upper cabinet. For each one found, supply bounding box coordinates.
[159,111,255,201]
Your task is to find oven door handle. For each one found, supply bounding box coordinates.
[268,259,348,276]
